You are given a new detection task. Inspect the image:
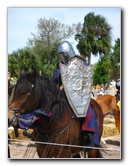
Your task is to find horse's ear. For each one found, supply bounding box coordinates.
[29,69,38,84]
[20,67,28,77]
[32,69,39,77]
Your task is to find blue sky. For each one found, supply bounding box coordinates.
[8,7,121,64]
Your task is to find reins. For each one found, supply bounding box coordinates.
[37,115,75,140]
[9,82,75,140]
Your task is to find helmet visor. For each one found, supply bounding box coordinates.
[58,52,69,64]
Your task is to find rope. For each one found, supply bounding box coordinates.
[8,138,120,152]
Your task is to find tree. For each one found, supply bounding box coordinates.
[8,52,19,77]
[109,38,120,79]
[8,18,76,78]
[75,12,112,64]
[93,56,111,85]
[112,38,120,63]
[27,18,76,58]
[27,18,76,78]
[8,48,40,78]
[93,38,120,86]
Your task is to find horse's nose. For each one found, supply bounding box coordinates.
[8,116,18,127]
[8,111,18,127]
[8,116,14,127]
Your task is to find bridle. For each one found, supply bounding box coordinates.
[8,82,77,139]
[9,84,35,113]
[37,115,75,141]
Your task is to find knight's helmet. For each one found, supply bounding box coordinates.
[57,41,76,64]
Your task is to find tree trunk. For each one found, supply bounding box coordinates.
[88,52,91,65]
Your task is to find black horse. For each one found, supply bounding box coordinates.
[8,73,103,158]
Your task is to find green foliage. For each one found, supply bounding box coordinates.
[8,18,76,78]
[27,18,75,59]
[109,38,120,79]
[93,38,120,85]
[27,18,76,78]
[8,48,40,78]
[93,56,111,85]
[75,12,112,64]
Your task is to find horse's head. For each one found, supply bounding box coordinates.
[8,73,41,127]
[8,73,60,128]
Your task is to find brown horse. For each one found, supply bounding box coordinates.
[95,94,120,133]
[8,67,29,138]
[8,73,103,158]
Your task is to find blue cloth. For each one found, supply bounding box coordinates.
[82,105,99,146]
[93,117,99,145]
[82,105,96,132]
[52,63,60,85]
[18,109,52,129]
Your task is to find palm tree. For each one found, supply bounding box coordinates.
[75,12,112,65]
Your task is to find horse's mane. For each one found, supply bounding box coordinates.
[14,73,71,126]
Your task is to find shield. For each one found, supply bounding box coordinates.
[59,57,93,117]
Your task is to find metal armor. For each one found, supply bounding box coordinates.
[60,57,93,117]
[57,41,76,64]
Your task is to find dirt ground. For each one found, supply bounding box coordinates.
[100,135,121,159]
[8,134,120,159]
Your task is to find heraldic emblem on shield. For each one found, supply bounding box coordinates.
[59,57,93,117]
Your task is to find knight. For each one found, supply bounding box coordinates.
[52,41,99,147]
